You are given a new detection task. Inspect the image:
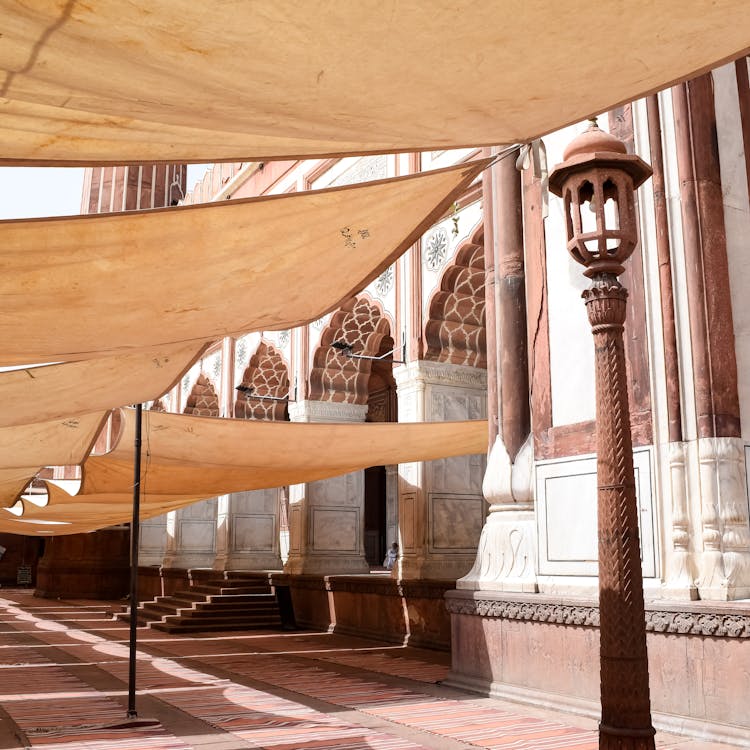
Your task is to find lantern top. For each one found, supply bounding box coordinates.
[548,121,652,196]
[562,122,627,161]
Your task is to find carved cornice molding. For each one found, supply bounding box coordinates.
[394,361,488,390]
[289,400,368,423]
[646,610,750,637]
[446,597,600,625]
[445,596,750,638]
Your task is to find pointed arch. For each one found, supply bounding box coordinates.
[309,295,393,404]
[424,225,486,368]
[183,373,220,417]
[234,340,290,421]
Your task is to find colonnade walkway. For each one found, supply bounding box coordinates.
[0,590,732,750]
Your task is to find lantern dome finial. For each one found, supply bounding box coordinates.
[562,121,627,162]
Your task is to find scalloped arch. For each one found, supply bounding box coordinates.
[309,295,392,404]
[424,224,486,368]
[234,340,290,421]
[183,373,220,417]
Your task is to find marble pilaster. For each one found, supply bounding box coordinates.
[394,361,487,580]
[161,497,218,569]
[284,400,370,575]
[212,489,284,571]
[138,512,168,566]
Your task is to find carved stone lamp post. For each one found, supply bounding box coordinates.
[549,122,654,750]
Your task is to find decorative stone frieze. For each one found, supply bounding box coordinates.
[288,400,368,423]
[395,359,487,390]
[445,593,750,638]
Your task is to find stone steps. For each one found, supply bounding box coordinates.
[117,575,287,633]
[190,583,271,596]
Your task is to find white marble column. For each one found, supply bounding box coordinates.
[394,361,487,580]
[457,433,538,591]
[161,497,218,569]
[694,437,750,600]
[138,512,168,566]
[212,489,284,571]
[284,400,370,575]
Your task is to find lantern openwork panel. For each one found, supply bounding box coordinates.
[562,167,638,276]
[548,122,653,279]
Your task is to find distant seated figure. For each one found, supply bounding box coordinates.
[383,541,398,570]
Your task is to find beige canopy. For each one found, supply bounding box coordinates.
[0,343,205,508]
[0,468,51,513]
[0,412,108,510]
[0,414,107,469]
[1,1,747,165]
[0,342,206,428]
[3,409,487,535]
[0,160,484,365]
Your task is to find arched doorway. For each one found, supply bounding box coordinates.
[364,334,398,567]
[298,294,396,573]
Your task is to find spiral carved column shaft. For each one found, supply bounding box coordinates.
[584,275,655,750]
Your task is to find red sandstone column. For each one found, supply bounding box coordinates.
[483,147,530,455]
[495,154,529,460]
[549,123,654,750]
[645,95,682,443]
[481,148,500,446]
[672,77,741,439]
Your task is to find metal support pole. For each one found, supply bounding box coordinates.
[126,403,143,719]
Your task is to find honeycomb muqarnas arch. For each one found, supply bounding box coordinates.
[183,373,220,417]
[310,296,393,404]
[234,340,290,421]
[424,225,486,368]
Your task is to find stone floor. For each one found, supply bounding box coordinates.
[0,589,739,750]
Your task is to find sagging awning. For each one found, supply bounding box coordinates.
[0,159,485,365]
[0,342,206,428]
[0,343,206,509]
[0,412,108,510]
[1,1,747,165]
[2,409,487,535]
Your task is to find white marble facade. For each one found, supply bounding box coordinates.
[395,361,487,580]
[284,400,370,575]
[213,489,284,572]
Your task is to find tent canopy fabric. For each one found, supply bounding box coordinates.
[0,159,486,365]
[0,342,206,508]
[0,342,207,428]
[0,412,108,509]
[0,468,49,513]
[82,408,489,494]
[0,413,106,469]
[4,409,488,535]
[0,1,747,165]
